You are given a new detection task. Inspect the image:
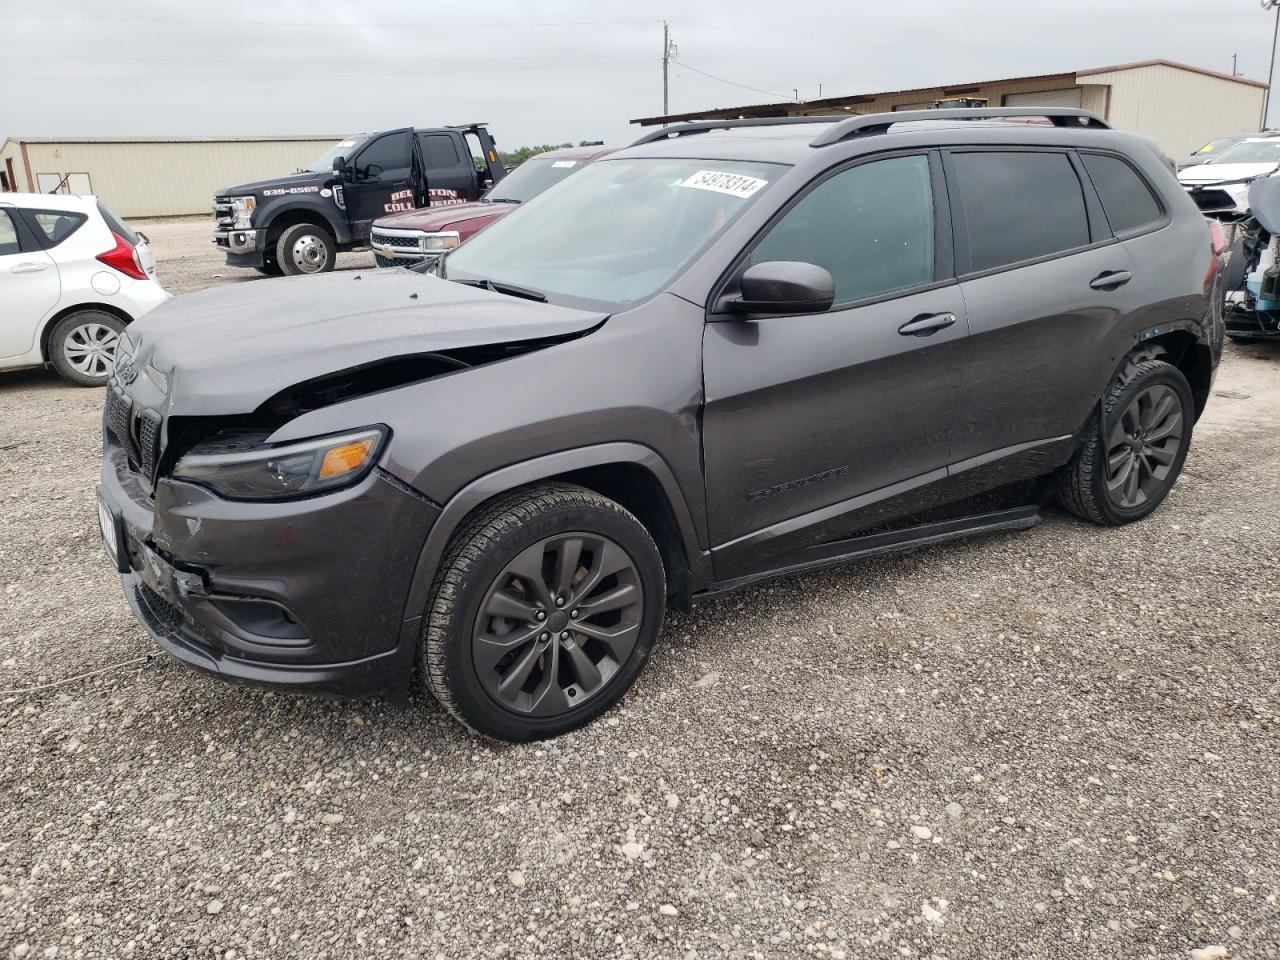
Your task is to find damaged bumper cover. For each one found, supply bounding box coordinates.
[99,434,439,697]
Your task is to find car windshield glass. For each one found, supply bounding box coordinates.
[486,157,590,203]
[446,157,783,309]
[1210,141,1280,165]
[304,137,364,173]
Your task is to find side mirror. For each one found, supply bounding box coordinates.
[730,261,835,315]
[332,155,348,179]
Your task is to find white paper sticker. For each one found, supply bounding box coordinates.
[680,169,768,198]
[551,160,579,168]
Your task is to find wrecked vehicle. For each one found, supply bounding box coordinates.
[99,108,1223,742]
[1221,174,1280,341]
[370,144,613,268]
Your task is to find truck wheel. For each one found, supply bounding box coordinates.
[1056,358,1194,526]
[276,223,335,276]
[49,310,126,387]
[422,483,666,742]
[254,256,283,277]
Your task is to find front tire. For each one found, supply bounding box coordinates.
[48,310,126,387]
[422,484,666,742]
[1057,357,1194,525]
[275,222,336,276]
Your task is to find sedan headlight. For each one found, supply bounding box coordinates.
[230,195,256,229]
[422,231,461,252]
[173,427,387,500]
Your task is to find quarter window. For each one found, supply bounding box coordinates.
[26,210,87,247]
[951,151,1090,272]
[1081,153,1164,236]
[751,154,935,304]
[0,210,19,255]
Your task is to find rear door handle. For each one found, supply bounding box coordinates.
[1089,270,1132,291]
[10,261,49,274]
[898,312,957,337]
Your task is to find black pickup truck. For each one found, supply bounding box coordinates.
[213,124,506,276]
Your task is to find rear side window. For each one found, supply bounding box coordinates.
[0,210,20,255]
[97,202,139,244]
[423,134,461,168]
[25,210,87,248]
[951,151,1089,273]
[751,154,935,304]
[1081,153,1164,236]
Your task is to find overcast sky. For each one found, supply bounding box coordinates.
[1,0,1277,149]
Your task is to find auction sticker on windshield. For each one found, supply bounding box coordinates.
[680,170,769,198]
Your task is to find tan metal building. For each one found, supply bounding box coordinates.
[633,59,1268,159]
[0,136,341,217]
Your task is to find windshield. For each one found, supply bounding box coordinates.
[486,156,593,203]
[303,137,364,173]
[1210,140,1280,165]
[446,157,782,309]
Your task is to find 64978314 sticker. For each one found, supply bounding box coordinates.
[679,170,769,199]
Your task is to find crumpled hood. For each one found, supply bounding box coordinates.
[216,170,327,196]
[1178,162,1279,185]
[124,269,606,416]
[374,201,509,232]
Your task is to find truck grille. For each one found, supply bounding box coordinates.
[105,384,163,486]
[213,196,234,226]
[370,230,420,250]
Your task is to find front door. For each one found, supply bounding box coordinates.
[0,208,59,360]
[701,152,968,580]
[344,128,414,241]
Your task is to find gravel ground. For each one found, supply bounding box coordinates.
[1,217,1278,960]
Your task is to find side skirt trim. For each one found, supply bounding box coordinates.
[694,505,1041,600]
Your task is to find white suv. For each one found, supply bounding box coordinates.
[0,194,169,386]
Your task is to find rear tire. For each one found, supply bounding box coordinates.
[1057,357,1194,525]
[48,310,126,387]
[422,483,665,742]
[276,222,336,276]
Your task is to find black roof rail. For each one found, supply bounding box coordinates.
[629,115,846,147]
[809,107,1110,147]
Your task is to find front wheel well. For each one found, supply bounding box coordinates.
[40,301,133,362]
[262,208,339,251]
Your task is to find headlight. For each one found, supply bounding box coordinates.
[230,195,256,229]
[422,231,461,252]
[173,427,387,500]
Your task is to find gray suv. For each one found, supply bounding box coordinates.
[97,109,1225,741]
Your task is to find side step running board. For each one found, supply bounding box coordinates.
[695,505,1042,600]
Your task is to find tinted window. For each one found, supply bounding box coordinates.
[952,151,1089,272]
[424,134,461,168]
[355,132,409,178]
[0,210,19,255]
[97,202,139,244]
[751,155,934,303]
[26,210,87,247]
[488,157,586,203]
[1082,153,1163,235]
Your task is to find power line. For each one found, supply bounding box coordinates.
[2,53,650,66]
[671,62,789,101]
[0,15,657,29]
[671,20,939,55]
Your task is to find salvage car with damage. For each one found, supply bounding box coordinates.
[100,108,1224,741]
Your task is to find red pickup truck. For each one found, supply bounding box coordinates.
[369,144,613,267]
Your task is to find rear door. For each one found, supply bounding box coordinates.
[946,148,1142,480]
[701,152,969,579]
[344,129,414,240]
[0,208,60,360]
[418,132,478,206]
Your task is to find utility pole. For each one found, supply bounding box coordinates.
[1267,1,1280,129]
[1233,53,1239,76]
[662,20,670,116]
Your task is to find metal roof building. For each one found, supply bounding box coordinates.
[632,59,1268,159]
[0,136,341,217]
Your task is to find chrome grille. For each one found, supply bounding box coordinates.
[213,196,234,226]
[370,230,420,250]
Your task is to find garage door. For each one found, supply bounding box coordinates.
[1003,88,1083,109]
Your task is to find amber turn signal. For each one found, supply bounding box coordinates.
[318,438,376,479]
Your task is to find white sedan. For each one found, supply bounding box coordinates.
[0,193,169,386]
[1178,137,1280,217]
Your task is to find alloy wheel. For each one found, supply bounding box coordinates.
[1105,383,1184,509]
[472,532,644,717]
[62,322,119,379]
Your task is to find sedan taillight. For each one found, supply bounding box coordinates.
[96,232,148,281]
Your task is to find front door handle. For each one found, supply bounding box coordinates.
[10,261,49,274]
[898,312,957,337]
[1089,270,1132,291]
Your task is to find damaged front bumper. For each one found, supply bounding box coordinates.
[98,434,438,698]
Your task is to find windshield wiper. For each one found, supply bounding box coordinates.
[486,197,521,204]
[451,276,547,303]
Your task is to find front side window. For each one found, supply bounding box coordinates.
[750,154,934,304]
[355,132,409,179]
[0,210,20,255]
[445,158,782,309]
[952,151,1089,273]
[1081,153,1163,236]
